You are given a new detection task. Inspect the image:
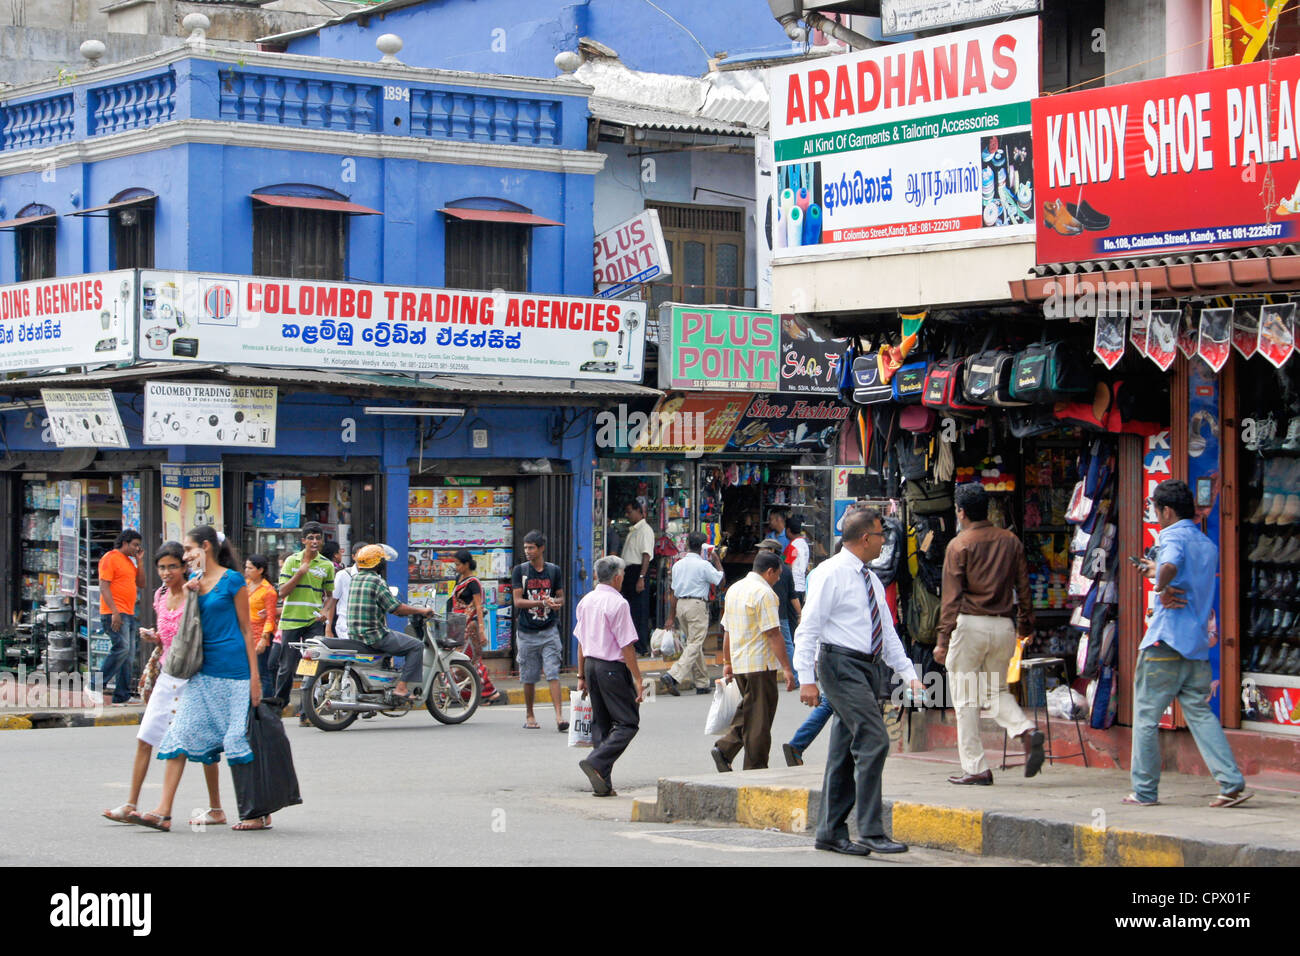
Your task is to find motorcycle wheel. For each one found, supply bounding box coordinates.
[427,662,481,724]
[303,667,360,731]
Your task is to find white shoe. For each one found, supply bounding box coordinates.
[84,688,103,705]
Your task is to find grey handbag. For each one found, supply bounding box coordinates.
[163,589,204,680]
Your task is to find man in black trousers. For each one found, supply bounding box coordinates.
[575,556,644,797]
[793,507,926,857]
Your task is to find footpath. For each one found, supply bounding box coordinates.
[635,748,1300,867]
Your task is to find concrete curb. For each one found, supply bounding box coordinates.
[640,780,1300,867]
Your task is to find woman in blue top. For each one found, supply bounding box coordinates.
[129,525,264,832]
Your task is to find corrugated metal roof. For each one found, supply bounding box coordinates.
[1031,244,1300,277]
[587,98,755,136]
[0,362,661,402]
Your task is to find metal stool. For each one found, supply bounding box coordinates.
[1000,657,1089,771]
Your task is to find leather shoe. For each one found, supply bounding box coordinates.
[859,835,908,854]
[782,743,804,767]
[948,770,994,785]
[814,837,871,856]
[659,673,680,697]
[710,746,732,773]
[1023,729,1046,778]
[578,758,612,797]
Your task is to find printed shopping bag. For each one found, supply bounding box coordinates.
[567,693,594,748]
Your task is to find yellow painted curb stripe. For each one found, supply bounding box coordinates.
[736,786,811,833]
[1074,824,1106,867]
[505,687,571,705]
[630,800,658,823]
[0,715,33,730]
[1109,829,1185,867]
[890,801,983,854]
[92,713,141,727]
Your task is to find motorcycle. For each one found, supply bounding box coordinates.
[293,603,481,732]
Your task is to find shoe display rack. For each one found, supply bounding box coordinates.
[1243,452,1300,677]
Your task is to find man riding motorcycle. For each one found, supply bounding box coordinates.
[346,544,436,700]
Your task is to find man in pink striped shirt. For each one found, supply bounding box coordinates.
[575,555,644,797]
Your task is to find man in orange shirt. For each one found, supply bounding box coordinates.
[91,530,145,705]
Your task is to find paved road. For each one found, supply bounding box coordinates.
[1,687,1029,866]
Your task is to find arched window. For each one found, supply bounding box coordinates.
[441,197,560,292]
[68,188,156,269]
[4,203,57,280]
[251,184,379,281]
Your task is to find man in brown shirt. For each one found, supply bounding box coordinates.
[934,483,1044,785]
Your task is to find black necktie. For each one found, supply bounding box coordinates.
[862,567,883,655]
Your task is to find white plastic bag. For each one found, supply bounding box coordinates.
[567,692,593,748]
[703,678,741,735]
[649,628,667,655]
[1049,685,1088,721]
[660,629,679,659]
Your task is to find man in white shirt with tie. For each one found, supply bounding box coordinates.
[794,506,924,857]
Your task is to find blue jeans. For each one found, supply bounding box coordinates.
[95,613,137,702]
[1130,645,1245,802]
[781,620,794,670]
[789,694,834,754]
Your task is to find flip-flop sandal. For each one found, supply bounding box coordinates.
[103,803,136,823]
[126,811,172,832]
[189,808,227,827]
[1121,793,1159,806]
[232,816,273,831]
[1210,790,1254,808]
[523,720,541,729]
[557,721,570,732]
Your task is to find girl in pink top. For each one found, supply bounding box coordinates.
[102,542,230,828]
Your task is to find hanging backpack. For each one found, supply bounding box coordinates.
[962,334,1028,407]
[923,352,984,415]
[904,478,954,516]
[892,356,931,404]
[905,577,942,646]
[1009,339,1094,404]
[852,351,894,404]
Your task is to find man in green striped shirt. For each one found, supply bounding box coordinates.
[271,522,336,722]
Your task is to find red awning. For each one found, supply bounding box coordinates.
[0,213,56,230]
[440,208,562,227]
[251,193,381,216]
[68,194,156,217]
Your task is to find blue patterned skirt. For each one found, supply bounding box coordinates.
[156,672,253,765]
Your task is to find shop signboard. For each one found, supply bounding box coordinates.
[39,389,128,448]
[137,271,647,382]
[767,17,1038,259]
[725,394,852,454]
[659,305,780,391]
[881,0,1040,37]
[630,393,753,455]
[0,270,135,372]
[779,315,846,393]
[161,463,223,543]
[594,210,671,298]
[143,382,277,447]
[1033,52,1300,265]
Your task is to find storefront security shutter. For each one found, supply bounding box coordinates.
[513,473,574,663]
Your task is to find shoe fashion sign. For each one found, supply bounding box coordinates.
[1033,51,1300,264]
[766,16,1038,259]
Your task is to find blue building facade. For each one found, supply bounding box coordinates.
[0,47,652,663]
[274,0,799,79]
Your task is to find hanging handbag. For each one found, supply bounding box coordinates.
[923,358,984,414]
[962,334,1028,407]
[904,479,954,515]
[162,588,203,680]
[1007,405,1058,438]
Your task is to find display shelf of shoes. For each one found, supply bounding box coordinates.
[1242,671,1300,689]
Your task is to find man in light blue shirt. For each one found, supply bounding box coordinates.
[661,532,725,695]
[1128,479,1250,808]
